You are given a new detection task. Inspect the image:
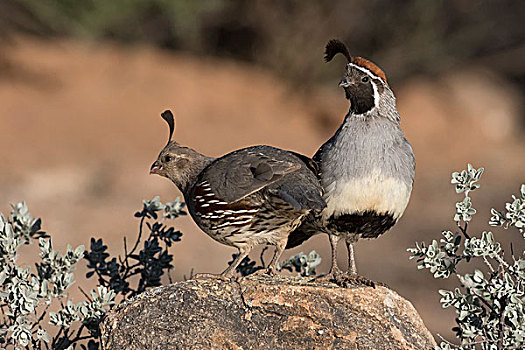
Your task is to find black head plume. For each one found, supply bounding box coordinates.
[324,39,351,63]
[161,110,175,144]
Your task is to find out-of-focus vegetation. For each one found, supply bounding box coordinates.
[1,0,524,89]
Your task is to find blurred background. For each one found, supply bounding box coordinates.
[1,0,524,341]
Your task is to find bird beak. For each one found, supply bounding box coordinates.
[150,161,162,174]
[339,78,351,87]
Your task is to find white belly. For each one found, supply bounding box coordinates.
[322,168,411,222]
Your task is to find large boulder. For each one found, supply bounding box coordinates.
[101,276,436,349]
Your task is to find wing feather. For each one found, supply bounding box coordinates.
[203,149,301,203]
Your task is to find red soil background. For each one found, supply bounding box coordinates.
[1,38,524,340]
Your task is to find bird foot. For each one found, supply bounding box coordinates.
[310,271,375,288]
[342,273,376,288]
[249,267,276,277]
[308,269,344,284]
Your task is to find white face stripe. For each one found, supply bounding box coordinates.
[347,63,385,83]
[370,79,379,108]
[346,62,382,112]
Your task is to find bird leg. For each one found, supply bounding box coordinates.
[266,240,286,275]
[194,247,250,280]
[251,240,286,277]
[310,234,343,283]
[345,240,358,276]
[343,239,375,287]
[326,234,344,280]
[312,236,374,287]
[221,247,251,277]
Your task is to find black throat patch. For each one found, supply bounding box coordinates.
[327,211,396,239]
[345,82,375,114]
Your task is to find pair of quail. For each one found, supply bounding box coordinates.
[150,39,415,281]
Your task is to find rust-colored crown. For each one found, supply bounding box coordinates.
[350,57,387,83]
[324,39,387,83]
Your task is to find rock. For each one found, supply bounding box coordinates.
[101,276,436,350]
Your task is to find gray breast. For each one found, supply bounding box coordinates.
[318,114,415,222]
[319,115,414,186]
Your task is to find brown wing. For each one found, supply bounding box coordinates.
[199,147,302,204]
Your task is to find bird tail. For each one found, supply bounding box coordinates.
[285,209,325,249]
[285,226,318,249]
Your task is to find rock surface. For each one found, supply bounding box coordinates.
[101,276,436,350]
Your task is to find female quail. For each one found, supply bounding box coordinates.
[151,110,326,278]
[286,40,415,282]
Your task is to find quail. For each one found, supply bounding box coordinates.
[286,40,415,282]
[151,110,326,278]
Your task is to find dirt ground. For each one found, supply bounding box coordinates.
[1,38,524,340]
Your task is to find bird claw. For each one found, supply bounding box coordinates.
[249,267,276,277]
[333,272,375,288]
[310,270,375,288]
[346,274,376,288]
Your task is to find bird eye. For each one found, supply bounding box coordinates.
[362,76,369,83]
[163,155,172,162]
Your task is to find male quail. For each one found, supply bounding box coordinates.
[151,110,326,278]
[286,40,415,282]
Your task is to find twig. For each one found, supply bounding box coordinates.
[167,266,174,284]
[494,253,510,270]
[497,296,507,350]
[122,215,146,280]
[457,222,471,239]
[78,286,92,302]
[167,246,173,284]
[184,268,195,281]
[94,267,109,285]
[51,326,65,348]
[129,216,146,257]
[32,303,50,329]
[120,236,128,268]
[67,324,86,345]
[483,256,495,273]
[471,289,496,313]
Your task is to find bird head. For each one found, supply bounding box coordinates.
[325,39,396,117]
[150,110,213,192]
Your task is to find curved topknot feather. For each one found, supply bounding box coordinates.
[161,110,175,144]
[324,39,351,62]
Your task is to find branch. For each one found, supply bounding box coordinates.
[483,256,495,273]
[51,326,65,348]
[129,216,146,258]
[67,324,86,345]
[497,296,507,350]
[78,286,92,302]
[31,303,50,330]
[122,215,147,281]
[457,222,471,239]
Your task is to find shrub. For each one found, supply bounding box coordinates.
[408,164,525,350]
[229,248,321,278]
[0,196,184,349]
